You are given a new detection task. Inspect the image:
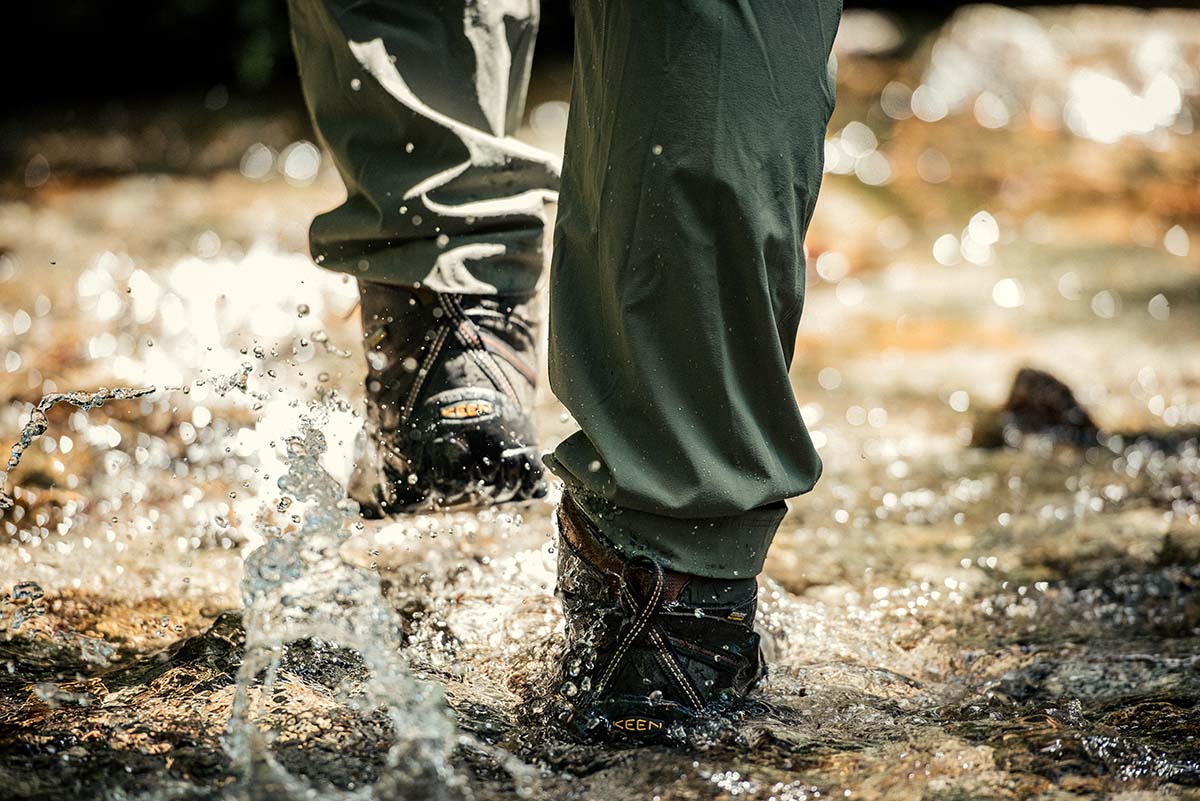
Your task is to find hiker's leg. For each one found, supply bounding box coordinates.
[289,0,555,512]
[287,0,558,295]
[546,0,842,578]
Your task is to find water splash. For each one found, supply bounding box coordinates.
[226,402,461,800]
[0,385,155,509]
[1,580,46,630]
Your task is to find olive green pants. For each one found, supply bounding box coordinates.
[289,0,841,578]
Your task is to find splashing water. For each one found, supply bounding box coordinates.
[226,402,462,801]
[0,369,480,799]
[1,580,47,631]
[0,385,156,509]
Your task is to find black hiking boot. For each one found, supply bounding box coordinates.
[553,491,766,740]
[348,281,546,516]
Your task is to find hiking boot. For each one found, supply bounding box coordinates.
[553,491,766,740]
[348,281,546,516]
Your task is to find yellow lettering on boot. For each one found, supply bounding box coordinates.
[439,400,495,419]
[613,718,663,732]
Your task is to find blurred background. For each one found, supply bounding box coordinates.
[1,3,1198,800]
[3,1,1200,106]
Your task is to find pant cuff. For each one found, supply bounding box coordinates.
[548,462,785,579]
[312,226,547,296]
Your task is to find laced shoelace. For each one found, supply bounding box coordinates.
[592,557,705,711]
[397,293,532,425]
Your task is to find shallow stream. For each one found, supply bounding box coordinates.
[1,7,1198,800]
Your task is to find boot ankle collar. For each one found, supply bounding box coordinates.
[558,492,691,602]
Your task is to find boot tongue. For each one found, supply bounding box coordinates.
[671,574,757,607]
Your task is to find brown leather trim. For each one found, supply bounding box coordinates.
[557,494,625,579]
[663,634,739,668]
[557,493,690,603]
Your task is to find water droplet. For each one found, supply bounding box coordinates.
[992,278,1024,309]
[1148,293,1170,321]
[1164,224,1190,257]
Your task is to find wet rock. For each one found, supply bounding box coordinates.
[972,369,1200,517]
[974,367,1200,453]
[972,367,1100,448]
[277,638,367,691]
[99,609,244,691]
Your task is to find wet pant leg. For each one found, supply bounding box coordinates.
[287,0,559,295]
[545,0,843,578]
